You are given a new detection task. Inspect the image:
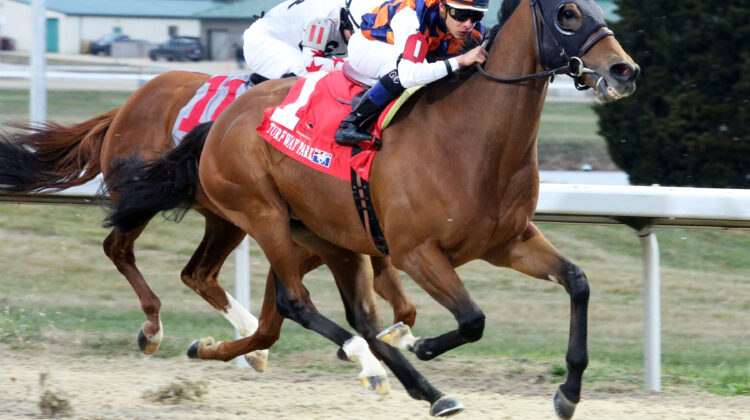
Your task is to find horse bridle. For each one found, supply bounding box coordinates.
[475,0,613,90]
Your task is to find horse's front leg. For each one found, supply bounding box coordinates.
[187,229,324,370]
[371,256,417,327]
[484,223,589,420]
[382,243,485,361]
[180,211,269,370]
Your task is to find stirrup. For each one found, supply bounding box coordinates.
[335,136,368,146]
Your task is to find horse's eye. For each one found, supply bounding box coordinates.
[556,4,583,32]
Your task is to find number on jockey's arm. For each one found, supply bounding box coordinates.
[301,18,334,52]
[402,33,428,63]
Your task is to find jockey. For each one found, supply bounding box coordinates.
[243,0,365,79]
[335,0,489,146]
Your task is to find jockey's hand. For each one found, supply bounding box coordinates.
[457,46,488,67]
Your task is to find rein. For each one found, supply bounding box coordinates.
[475,0,612,90]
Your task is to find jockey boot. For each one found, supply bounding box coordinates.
[334,91,383,146]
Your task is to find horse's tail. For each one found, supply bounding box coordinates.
[0,108,119,193]
[104,121,213,233]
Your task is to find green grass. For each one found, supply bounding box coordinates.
[538,101,615,170]
[0,89,132,126]
[0,53,134,67]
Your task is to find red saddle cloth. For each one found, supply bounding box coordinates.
[256,70,388,182]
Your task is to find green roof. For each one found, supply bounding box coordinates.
[12,0,221,19]
[195,0,280,20]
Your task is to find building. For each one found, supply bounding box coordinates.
[0,0,242,55]
[193,0,279,60]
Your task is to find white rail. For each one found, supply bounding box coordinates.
[4,179,750,389]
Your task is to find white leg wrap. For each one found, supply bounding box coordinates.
[342,336,386,379]
[221,292,259,337]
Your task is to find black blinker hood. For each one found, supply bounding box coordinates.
[535,0,608,69]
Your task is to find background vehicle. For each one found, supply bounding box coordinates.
[148,36,205,61]
[89,33,130,55]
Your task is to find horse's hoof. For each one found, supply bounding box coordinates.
[245,350,268,373]
[186,336,216,359]
[376,322,416,351]
[413,338,439,361]
[187,339,200,359]
[430,395,464,417]
[137,324,162,355]
[553,386,577,420]
[359,374,390,395]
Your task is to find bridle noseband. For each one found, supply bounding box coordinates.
[475,0,613,90]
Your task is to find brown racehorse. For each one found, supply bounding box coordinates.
[106,0,639,417]
[0,72,416,373]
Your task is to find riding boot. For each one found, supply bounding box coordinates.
[334,90,383,146]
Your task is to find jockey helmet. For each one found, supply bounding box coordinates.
[444,0,489,11]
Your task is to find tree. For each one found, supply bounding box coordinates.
[595,0,750,187]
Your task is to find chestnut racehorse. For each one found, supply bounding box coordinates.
[107,0,639,417]
[0,73,416,374]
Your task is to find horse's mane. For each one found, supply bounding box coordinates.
[498,0,522,28]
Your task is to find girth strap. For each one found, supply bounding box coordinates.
[350,150,388,255]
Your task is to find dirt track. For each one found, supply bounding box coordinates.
[2,349,748,419]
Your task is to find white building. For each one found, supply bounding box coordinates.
[0,0,224,54]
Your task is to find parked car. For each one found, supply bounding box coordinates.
[89,33,130,55]
[149,37,205,62]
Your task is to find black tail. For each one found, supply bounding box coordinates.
[104,121,213,232]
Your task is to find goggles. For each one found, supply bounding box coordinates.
[446,5,484,23]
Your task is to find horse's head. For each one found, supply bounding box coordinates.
[532,0,639,102]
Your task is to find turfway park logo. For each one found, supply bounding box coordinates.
[265,122,333,168]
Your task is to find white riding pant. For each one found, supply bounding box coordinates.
[243,23,305,79]
[346,31,400,80]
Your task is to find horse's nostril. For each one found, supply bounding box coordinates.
[610,63,638,82]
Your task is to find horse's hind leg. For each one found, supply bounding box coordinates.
[219,203,390,393]
[103,226,163,354]
[485,223,589,420]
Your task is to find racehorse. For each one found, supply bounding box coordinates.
[106,0,639,417]
[0,72,417,373]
